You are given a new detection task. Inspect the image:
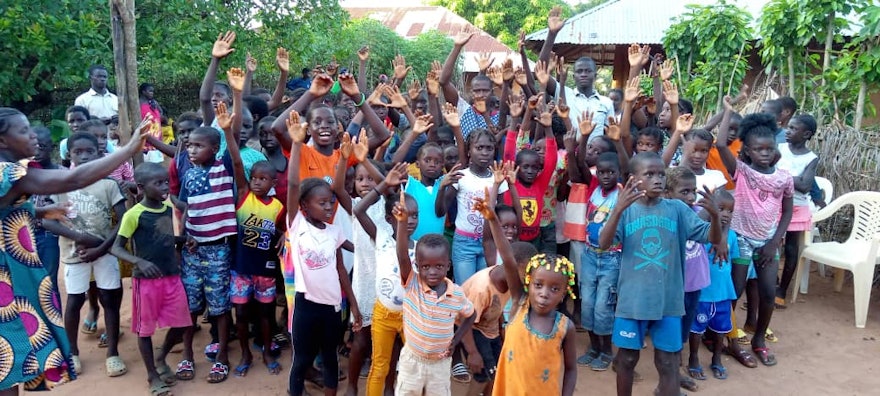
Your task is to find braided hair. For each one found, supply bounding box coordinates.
[524,253,577,300]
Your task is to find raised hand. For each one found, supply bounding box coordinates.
[528,93,543,109]
[723,94,735,111]
[338,72,360,97]
[491,161,506,186]
[276,47,290,72]
[472,186,497,220]
[368,85,386,107]
[504,161,519,185]
[407,80,422,100]
[212,31,236,59]
[538,109,553,127]
[556,98,570,119]
[696,186,719,218]
[476,52,494,72]
[425,70,440,96]
[627,43,650,69]
[385,162,409,187]
[501,58,515,82]
[578,110,595,137]
[733,83,750,104]
[659,58,675,81]
[662,80,679,105]
[473,97,487,113]
[605,116,621,141]
[518,30,526,51]
[454,30,474,46]
[309,73,335,97]
[644,96,657,115]
[618,176,646,209]
[285,111,308,143]
[624,76,641,102]
[339,132,353,160]
[412,114,434,135]
[556,57,568,80]
[391,188,410,222]
[486,67,504,86]
[246,52,257,73]
[514,67,527,86]
[548,6,565,33]
[440,163,464,188]
[442,102,461,127]
[563,129,577,152]
[676,113,694,133]
[353,129,370,162]
[508,95,524,118]
[357,45,370,62]
[226,67,246,92]
[383,84,408,108]
[215,101,234,131]
[392,54,411,80]
[534,60,550,85]
[548,53,559,77]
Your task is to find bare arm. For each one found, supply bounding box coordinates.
[716,97,738,177]
[145,135,177,158]
[439,33,473,105]
[793,158,819,193]
[268,48,290,111]
[561,322,578,396]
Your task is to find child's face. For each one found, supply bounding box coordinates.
[259,125,278,152]
[436,130,455,149]
[416,245,450,287]
[186,132,218,165]
[417,147,444,181]
[34,132,54,164]
[66,111,88,133]
[585,139,610,167]
[211,86,231,108]
[498,211,519,242]
[414,100,428,114]
[249,167,277,197]
[667,177,697,206]
[635,135,661,154]
[391,198,419,235]
[595,161,619,191]
[609,91,623,112]
[371,104,388,121]
[658,102,672,129]
[727,121,740,144]
[354,164,378,198]
[334,109,351,129]
[469,135,495,170]
[344,167,356,199]
[785,119,812,145]
[718,197,734,227]
[528,267,568,314]
[176,120,198,146]
[533,139,547,163]
[632,158,667,198]
[308,108,338,148]
[85,126,108,154]
[140,174,170,202]
[69,138,99,166]
[0,115,37,161]
[684,138,711,171]
[744,136,777,168]
[302,185,335,223]
[517,153,541,185]
[240,112,254,146]
[443,147,459,171]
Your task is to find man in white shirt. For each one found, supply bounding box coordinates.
[545,57,614,141]
[74,65,118,121]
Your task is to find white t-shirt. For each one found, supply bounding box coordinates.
[453,168,508,236]
[777,143,818,206]
[374,227,416,312]
[288,211,345,306]
[695,168,728,194]
[351,196,386,325]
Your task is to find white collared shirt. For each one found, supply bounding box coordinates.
[74,88,118,120]
[560,86,614,142]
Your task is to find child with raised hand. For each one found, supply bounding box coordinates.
[438,31,500,138]
[598,152,722,396]
[688,189,739,381]
[575,151,623,371]
[717,96,794,366]
[472,189,577,396]
[465,188,539,396]
[775,114,819,309]
[393,191,476,396]
[228,92,286,378]
[111,162,194,396]
[436,127,508,284]
[42,132,129,377]
[285,110,362,396]
[674,115,728,193]
[402,118,449,239]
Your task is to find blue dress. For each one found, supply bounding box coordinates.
[0,161,75,390]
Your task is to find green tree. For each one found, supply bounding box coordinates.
[430,0,572,48]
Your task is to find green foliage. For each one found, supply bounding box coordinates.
[662,1,753,113]
[430,0,572,48]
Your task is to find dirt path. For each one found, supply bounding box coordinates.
[49,271,880,395]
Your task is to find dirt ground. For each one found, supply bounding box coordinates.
[43,269,880,396]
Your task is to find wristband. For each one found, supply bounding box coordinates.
[355,93,366,107]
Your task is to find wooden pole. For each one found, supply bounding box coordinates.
[110,0,142,165]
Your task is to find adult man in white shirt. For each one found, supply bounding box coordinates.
[74,65,118,121]
[545,57,614,141]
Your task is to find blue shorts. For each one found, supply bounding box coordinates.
[182,244,232,316]
[690,301,733,335]
[612,316,682,353]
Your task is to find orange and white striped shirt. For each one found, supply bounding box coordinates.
[402,272,474,360]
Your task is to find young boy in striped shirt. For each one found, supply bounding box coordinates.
[392,191,477,396]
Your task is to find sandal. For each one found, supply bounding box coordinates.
[774,296,787,309]
[687,366,707,381]
[266,361,282,375]
[98,330,124,348]
[727,346,758,368]
[149,378,174,396]
[175,360,194,381]
[106,356,128,377]
[81,319,98,335]
[752,347,777,366]
[234,362,251,377]
[710,364,728,380]
[156,363,177,385]
[451,362,471,383]
[204,343,219,362]
[765,328,778,343]
[207,362,229,384]
[72,355,83,375]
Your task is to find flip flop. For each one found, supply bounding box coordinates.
[266,361,282,375]
[149,378,174,396]
[687,366,707,381]
[175,360,194,381]
[207,362,229,384]
[710,364,728,380]
[451,362,471,383]
[727,347,758,368]
[234,362,251,377]
[156,363,177,386]
[81,319,98,335]
[752,347,777,366]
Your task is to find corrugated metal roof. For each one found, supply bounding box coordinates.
[525,0,857,46]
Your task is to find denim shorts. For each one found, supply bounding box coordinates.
[579,247,621,335]
[451,232,486,284]
[182,244,231,316]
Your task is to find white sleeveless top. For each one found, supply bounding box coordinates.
[777,143,818,206]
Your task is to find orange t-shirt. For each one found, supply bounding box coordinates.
[706,139,742,190]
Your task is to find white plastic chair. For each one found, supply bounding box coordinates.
[798,176,834,293]
[791,191,880,328]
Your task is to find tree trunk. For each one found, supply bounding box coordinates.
[855,78,867,131]
[110,0,142,165]
[817,11,835,125]
[787,49,796,99]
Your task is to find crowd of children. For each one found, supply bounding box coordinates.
[0,7,830,396]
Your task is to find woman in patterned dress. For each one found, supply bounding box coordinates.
[0,108,147,394]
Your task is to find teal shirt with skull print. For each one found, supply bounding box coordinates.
[613,199,711,320]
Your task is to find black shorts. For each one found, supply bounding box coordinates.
[472,330,503,383]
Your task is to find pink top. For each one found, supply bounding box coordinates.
[730,160,794,240]
[287,211,345,306]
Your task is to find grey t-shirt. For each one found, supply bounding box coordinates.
[613,199,711,320]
